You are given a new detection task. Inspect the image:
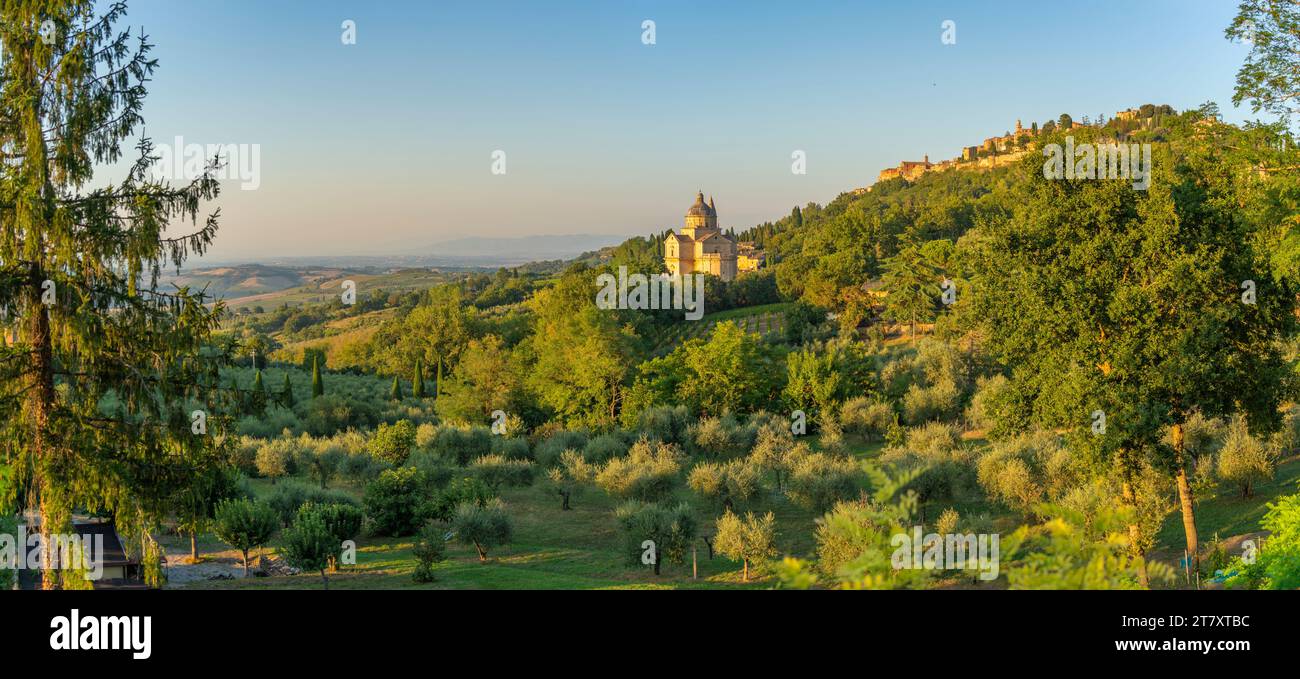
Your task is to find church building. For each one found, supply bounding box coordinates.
[663,191,761,282]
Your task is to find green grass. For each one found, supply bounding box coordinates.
[181,464,827,590]
[1154,456,1300,552]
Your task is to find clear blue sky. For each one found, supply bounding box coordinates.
[118,0,1251,261]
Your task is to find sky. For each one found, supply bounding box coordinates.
[113,0,1253,262]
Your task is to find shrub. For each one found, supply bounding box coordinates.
[714,510,778,582]
[840,397,895,441]
[1217,415,1278,499]
[470,454,535,492]
[300,445,347,489]
[369,420,417,466]
[688,459,761,512]
[427,475,495,523]
[813,499,902,581]
[266,480,357,526]
[546,450,595,510]
[363,467,427,536]
[582,433,628,464]
[749,423,809,491]
[785,453,865,513]
[614,501,697,575]
[304,502,364,567]
[412,522,447,583]
[280,507,337,588]
[432,425,494,466]
[339,452,388,484]
[595,437,684,502]
[491,436,532,461]
[634,405,695,446]
[901,378,961,425]
[254,437,298,482]
[973,430,1078,516]
[406,449,455,489]
[535,430,588,468]
[213,498,279,577]
[452,499,514,561]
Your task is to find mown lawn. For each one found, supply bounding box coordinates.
[180,469,827,590]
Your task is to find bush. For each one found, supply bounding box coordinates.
[266,480,357,526]
[901,378,961,425]
[634,405,695,446]
[785,453,864,513]
[406,449,455,489]
[339,452,388,484]
[369,420,417,466]
[975,430,1081,517]
[305,502,364,560]
[363,467,427,536]
[595,437,684,502]
[491,436,532,461]
[213,498,279,577]
[452,498,513,561]
[535,430,588,468]
[469,454,535,492]
[427,475,495,523]
[688,459,761,512]
[614,501,697,575]
[546,450,595,510]
[280,506,337,588]
[840,397,895,441]
[432,425,494,466]
[1217,415,1278,499]
[713,510,778,582]
[254,437,299,482]
[412,522,447,583]
[299,444,347,489]
[582,433,628,464]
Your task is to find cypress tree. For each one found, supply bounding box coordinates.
[390,375,402,400]
[311,356,324,398]
[412,360,426,399]
[281,373,295,408]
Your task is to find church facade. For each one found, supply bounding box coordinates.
[663,191,761,282]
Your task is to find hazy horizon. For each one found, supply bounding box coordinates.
[114,0,1249,262]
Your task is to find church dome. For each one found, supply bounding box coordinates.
[686,191,715,217]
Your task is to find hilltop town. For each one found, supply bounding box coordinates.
[867,106,1177,189]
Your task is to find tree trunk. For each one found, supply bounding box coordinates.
[742,558,749,582]
[560,490,571,511]
[320,570,329,590]
[1121,478,1148,589]
[242,549,250,577]
[190,532,199,562]
[474,541,487,562]
[28,265,59,590]
[1171,423,1199,574]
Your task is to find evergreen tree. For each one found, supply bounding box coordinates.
[0,2,234,588]
[390,375,402,401]
[412,360,425,398]
[281,372,295,408]
[881,241,937,343]
[311,356,324,397]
